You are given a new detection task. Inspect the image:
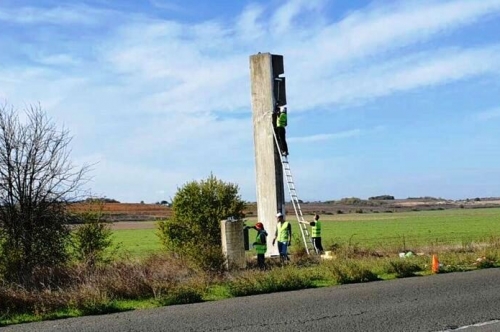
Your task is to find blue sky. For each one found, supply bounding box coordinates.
[1,0,500,203]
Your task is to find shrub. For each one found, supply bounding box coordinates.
[157,174,245,272]
[325,261,379,284]
[339,197,363,205]
[385,260,422,278]
[72,200,114,267]
[159,285,204,306]
[474,256,496,269]
[0,286,71,316]
[228,268,315,296]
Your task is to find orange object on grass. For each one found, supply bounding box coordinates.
[432,254,440,273]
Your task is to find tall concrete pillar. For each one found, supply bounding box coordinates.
[249,53,286,256]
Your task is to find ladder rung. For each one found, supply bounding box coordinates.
[272,129,315,255]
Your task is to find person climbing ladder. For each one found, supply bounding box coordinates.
[275,106,288,156]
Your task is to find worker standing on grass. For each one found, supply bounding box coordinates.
[275,106,289,156]
[273,212,291,263]
[245,222,268,270]
[300,214,324,254]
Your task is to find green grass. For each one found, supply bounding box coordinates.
[111,208,500,257]
[317,208,500,249]
[0,300,159,327]
[111,229,162,257]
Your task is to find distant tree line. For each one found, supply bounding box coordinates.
[323,197,394,205]
[368,195,395,200]
[78,197,120,204]
[406,196,441,200]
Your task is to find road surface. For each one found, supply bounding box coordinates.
[3,268,500,332]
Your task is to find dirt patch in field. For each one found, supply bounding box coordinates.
[110,221,158,230]
[70,203,172,222]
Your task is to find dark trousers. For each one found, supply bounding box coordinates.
[277,241,290,262]
[257,254,266,270]
[312,237,324,254]
[276,127,288,154]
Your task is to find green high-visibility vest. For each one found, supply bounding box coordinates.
[311,220,321,237]
[277,221,290,242]
[254,232,267,254]
[276,113,287,127]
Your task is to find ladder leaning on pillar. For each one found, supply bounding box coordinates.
[272,125,316,255]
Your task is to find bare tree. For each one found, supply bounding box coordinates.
[0,104,90,286]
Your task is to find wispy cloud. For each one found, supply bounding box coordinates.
[292,45,500,110]
[289,129,362,143]
[149,0,185,13]
[474,107,500,121]
[0,5,113,25]
[97,0,500,117]
[270,0,325,35]
[1,0,500,201]
[35,54,81,66]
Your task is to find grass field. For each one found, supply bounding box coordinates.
[112,228,161,257]
[314,207,500,250]
[110,208,500,257]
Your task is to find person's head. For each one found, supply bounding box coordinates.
[255,222,264,230]
[314,214,320,221]
[276,212,283,221]
[279,106,287,114]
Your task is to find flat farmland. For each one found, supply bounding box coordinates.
[70,198,500,223]
[70,203,172,222]
[109,207,500,257]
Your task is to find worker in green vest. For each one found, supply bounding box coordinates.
[272,212,291,262]
[300,214,324,254]
[275,106,289,156]
[246,222,268,270]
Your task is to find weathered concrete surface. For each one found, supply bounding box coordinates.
[221,219,246,269]
[249,53,285,256]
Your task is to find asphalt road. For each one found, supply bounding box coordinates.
[3,268,500,332]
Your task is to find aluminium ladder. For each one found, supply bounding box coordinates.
[272,127,316,255]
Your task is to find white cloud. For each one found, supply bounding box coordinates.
[36,54,81,66]
[235,4,265,41]
[475,107,500,121]
[289,129,362,143]
[96,0,500,117]
[2,0,500,202]
[0,4,113,25]
[270,0,325,35]
[291,45,500,110]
